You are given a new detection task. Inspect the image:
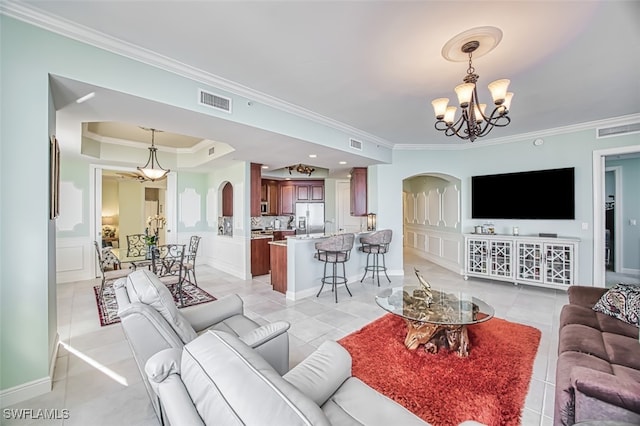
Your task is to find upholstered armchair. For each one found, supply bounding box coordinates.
[114,269,290,423]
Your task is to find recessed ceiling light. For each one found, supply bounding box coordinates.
[261,165,269,169]
[75,92,95,104]
[309,154,317,158]
[339,161,347,165]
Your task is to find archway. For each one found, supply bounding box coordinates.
[402,173,464,275]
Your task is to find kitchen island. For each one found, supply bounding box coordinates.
[280,232,374,301]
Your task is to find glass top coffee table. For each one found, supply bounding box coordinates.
[376,285,494,357]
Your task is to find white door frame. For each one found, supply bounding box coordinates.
[90,165,178,276]
[592,144,640,286]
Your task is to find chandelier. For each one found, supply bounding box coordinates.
[431,38,513,142]
[138,128,170,181]
[287,164,315,176]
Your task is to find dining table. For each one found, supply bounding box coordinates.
[110,247,153,270]
[112,244,187,306]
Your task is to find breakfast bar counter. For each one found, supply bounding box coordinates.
[284,232,372,301]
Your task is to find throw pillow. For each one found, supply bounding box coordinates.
[592,283,640,326]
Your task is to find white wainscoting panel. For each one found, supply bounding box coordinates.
[180,188,201,228]
[427,189,440,226]
[416,192,427,225]
[57,246,84,272]
[428,235,441,256]
[56,238,95,283]
[404,193,416,224]
[206,188,217,227]
[442,238,461,265]
[416,233,427,252]
[441,185,461,229]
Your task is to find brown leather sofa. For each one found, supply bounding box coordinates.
[555,285,640,425]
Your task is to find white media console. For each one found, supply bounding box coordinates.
[464,233,580,290]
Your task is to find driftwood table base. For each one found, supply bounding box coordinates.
[403,320,471,357]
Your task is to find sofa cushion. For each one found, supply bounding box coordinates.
[593,283,640,326]
[559,324,608,360]
[125,269,197,343]
[181,330,330,426]
[603,333,640,370]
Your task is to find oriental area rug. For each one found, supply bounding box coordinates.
[338,313,541,426]
[94,281,217,327]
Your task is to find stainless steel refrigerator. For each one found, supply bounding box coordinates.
[295,203,325,235]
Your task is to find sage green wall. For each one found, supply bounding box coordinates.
[1,16,54,392]
[375,131,640,285]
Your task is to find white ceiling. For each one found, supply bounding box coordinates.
[10,1,640,177]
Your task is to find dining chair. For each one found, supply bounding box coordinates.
[126,233,147,257]
[93,241,131,300]
[183,235,201,287]
[151,244,187,306]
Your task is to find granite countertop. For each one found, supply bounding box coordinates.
[251,234,274,240]
[268,240,287,246]
[290,231,372,240]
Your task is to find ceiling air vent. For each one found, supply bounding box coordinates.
[597,122,640,138]
[198,89,232,113]
[208,147,215,156]
[349,138,363,151]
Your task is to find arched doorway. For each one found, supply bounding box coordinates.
[402,173,464,275]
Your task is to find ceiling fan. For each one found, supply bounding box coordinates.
[115,171,162,182]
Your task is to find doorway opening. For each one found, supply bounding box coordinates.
[593,144,640,287]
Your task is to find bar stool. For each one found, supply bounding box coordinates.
[359,229,392,286]
[315,233,355,303]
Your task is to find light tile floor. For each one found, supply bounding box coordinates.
[5,250,570,426]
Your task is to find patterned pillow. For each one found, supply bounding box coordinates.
[592,283,640,326]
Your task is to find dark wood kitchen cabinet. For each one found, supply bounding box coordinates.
[350,167,367,216]
[250,163,262,217]
[269,242,287,294]
[295,180,324,202]
[263,179,279,215]
[251,237,271,276]
[279,182,296,215]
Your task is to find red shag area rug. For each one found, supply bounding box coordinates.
[338,314,541,426]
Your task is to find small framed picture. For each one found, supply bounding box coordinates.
[50,135,60,219]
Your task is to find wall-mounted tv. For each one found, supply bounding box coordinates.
[471,167,575,220]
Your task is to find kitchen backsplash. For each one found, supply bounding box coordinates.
[251,215,295,229]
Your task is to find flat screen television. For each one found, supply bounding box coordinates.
[471,167,575,220]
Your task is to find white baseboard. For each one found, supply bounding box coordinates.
[0,334,58,408]
[0,377,51,409]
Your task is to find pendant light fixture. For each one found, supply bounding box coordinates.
[138,128,169,181]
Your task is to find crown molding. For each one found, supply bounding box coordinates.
[1,2,395,150]
[394,113,640,151]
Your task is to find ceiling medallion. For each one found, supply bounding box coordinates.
[431,27,513,142]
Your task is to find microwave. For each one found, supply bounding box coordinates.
[260,202,268,214]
